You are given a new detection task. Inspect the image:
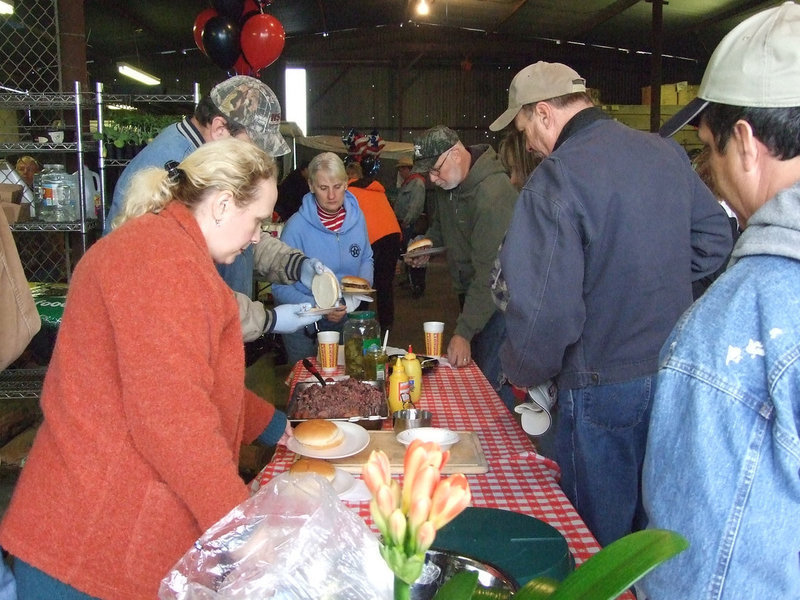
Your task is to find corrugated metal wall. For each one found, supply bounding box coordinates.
[304,51,705,147]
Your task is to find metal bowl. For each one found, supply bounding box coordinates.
[410,549,517,600]
[393,408,433,433]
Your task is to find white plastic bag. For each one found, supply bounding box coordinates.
[159,472,393,600]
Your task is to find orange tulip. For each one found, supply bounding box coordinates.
[407,495,431,531]
[401,442,448,511]
[362,449,392,496]
[428,473,472,530]
[415,521,437,554]
[388,509,407,546]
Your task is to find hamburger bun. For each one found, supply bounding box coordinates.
[294,419,345,450]
[406,238,433,254]
[289,457,336,482]
[341,275,375,293]
[311,272,341,309]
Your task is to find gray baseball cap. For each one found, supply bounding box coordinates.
[210,75,290,157]
[660,1,800,138]
[490,62,586,132]
[411,125,460,173]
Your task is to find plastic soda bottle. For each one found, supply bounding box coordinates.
[387,357,411,414]
[403,345,423,404]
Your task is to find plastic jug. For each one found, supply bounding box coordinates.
[73,166,101,219]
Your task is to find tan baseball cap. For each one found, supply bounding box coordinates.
[210,75,290,157]
[661,1,800,137]
[490,62,587,131]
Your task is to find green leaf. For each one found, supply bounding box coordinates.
[433,571,479,600]
[547,529,688,600]
[512,577,559,600]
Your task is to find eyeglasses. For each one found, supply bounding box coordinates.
[428,147,454,178]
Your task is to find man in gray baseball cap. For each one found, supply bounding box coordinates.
[490,60,733,549]
[640,3,800,598]
[407,124,518,412]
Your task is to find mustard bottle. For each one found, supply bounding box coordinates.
[403,345,423,404]
[388,356,411,414]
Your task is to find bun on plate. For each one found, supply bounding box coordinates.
[294,419,344,449]
[341,275,372,292]
[289,457,336,482]
[406,238,433,254]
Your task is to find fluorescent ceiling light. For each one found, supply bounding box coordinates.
[0,1,14,15]
[117,62,161,86]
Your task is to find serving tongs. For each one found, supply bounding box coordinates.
[302,358,327,386]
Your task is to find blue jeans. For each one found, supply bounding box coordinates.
[13,558,99,599]
[555,376,654,547]
[470,310,516,412]
[216,245,255,296]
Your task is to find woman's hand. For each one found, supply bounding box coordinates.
[326,305,348,323]
[277,421,294,447]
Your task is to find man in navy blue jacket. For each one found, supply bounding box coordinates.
[489,61,733,547]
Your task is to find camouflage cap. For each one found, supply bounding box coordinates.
[209,75,290,157]
[411,125,460,173]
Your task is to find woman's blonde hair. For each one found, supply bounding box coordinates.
[112,138,276,230]
[308,152,347,186]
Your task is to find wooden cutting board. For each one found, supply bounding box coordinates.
[330,430,489,474]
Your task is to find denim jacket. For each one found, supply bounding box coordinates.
[639,182,800,599]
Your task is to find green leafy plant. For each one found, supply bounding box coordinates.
[433,528,688,600]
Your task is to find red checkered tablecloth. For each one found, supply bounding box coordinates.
[254,359,619,579]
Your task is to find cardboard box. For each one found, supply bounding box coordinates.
[1,202,31,224]
[641,83,679,106]
[0,183,24,204]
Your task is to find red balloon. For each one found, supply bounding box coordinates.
[193,8,218,55]
[242,0,260,14]
[233,54,253,76]
[240,13,285,72]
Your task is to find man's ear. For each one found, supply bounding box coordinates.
[731,120,759,172]
[208,116,230,141]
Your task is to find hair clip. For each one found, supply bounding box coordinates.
[164,160,184,183]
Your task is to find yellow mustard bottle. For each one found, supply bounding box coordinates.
[388,356,411,414]
[403,345,423,405]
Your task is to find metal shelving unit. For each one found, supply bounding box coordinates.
[1,82,100,282]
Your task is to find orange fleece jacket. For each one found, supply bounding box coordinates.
[348,179,401,244]
[0,202,278,599]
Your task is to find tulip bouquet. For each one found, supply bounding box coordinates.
[362,439,472,600]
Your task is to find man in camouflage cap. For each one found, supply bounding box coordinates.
[406,125,518,411]
[105,75,328,341]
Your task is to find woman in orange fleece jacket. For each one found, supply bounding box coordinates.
[0,138,291,600]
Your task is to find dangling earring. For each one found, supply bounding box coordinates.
[214,217,221,227]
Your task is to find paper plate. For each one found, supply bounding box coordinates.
[287,421,370,459]
[402,246,446,258]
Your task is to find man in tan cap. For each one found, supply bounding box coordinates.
[490,61,733,547]
[105,76,327,340]
[640,3,800,597]
[393,155,427,297]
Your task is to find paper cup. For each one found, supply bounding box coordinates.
[423,321,444,357]
[317,331,340,372]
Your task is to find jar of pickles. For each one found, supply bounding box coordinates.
[343,311,381,380]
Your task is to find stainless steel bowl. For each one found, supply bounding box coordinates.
[410,549,517,600]
[392,408,433,433]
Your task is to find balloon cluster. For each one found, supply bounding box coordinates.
[193,0,285,75]
[342,129,386,176]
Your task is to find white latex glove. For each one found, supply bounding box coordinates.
[272,303,321,334]
[299,258,330,290]
[343,293,362,313]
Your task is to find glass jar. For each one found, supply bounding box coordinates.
[364,345,388,383]
[342,311,381,380]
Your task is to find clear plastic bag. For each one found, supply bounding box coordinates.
[159,472,394,600]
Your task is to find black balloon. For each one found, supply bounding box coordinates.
[202,15,241,71]
[211,0,245,19]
